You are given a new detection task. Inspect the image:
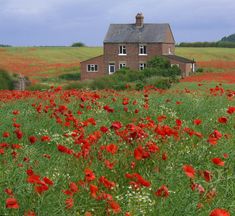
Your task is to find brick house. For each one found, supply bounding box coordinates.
[81,13,196,80]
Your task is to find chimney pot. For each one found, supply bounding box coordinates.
[136,13,144,28]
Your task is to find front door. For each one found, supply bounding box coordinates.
[109,63,116,74]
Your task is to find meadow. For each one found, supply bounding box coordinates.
[1,47,235,86]
[0,47,235,216]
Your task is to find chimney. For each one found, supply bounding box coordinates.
[135,13,144,28]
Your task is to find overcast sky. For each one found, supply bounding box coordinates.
[0,0,234,46]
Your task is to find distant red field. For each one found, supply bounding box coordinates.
[182,60,235,83]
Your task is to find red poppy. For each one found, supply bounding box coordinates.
[106,144,118,154]
[5,188,14,196]
[162,152,168,161]
[227,106,235,114]
[104,160,115,169]
[193,119,202,125]
[111,121,122,130]
[29,136,37,144]
[24,210,36,216]
[3,132,10,138]
[155,185,169,197]
[183,165,195,178]
[65,198,74,209]
[69,182,78,193]
[212,158,225,166]
[99,176,116,189]
[84,169,96,181]
[202,170,212,182]
[209,208,230,216]
[35,184,49,194]
[6,197,19,209]
[43,177,54,186]
[41,136,51,142]
[90,184,98,198]
[108,200,121,213]
[176,119,182,127]
[100,126,109,133]
[218,117,228,124]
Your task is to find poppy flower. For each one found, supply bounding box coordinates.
[111,121,122,130]
[209,208,230,216]
[100,126,109,133]
[6,197,19,209]
[106,144,118,154]
[24,210,36,216]
[183,165,195,178]
[65,198,74,209]
[29,136,37,144]
[43,177,54,186]
[227,106,235,114]
[84,169,96,181]
[108,200,121,213]
[3,132,10,138]
[218,117,228,124]
[155,185,169,198]
[202,170,212,182]
[90,184,98,198]
[212,158,225,166]
[41,136,51,142]
[69,182,78,193]
[193,119,202,125]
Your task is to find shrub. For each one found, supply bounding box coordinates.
[71,42,86,47]
[26,84,50,91]
[0,69,14,90]
[64,80,93,90]
[147,56,171,69]
[59,73,81,81]
[196,68,204,73]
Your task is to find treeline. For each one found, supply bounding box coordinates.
[221,34,235,42]
[0,44,11,47]
[177,41,235,48]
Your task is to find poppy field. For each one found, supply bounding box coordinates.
[0,84,234,216]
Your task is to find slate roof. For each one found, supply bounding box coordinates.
[104,24,175,43]
[164,55,195,63]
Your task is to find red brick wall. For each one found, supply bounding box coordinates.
[80,55,105,80]
[103,43,175,73]
[168,58,193,78]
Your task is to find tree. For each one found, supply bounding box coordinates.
[71,42,86,47]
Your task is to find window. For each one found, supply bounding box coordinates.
[171,64,179,68]
[87,64,98,72]
[168,47,172,54]
[119,63,126,69]
[139,45,147,55]
[109,63,116,74]
[119,45,126,55]
[139,63,146,70]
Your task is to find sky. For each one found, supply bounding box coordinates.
[0,0,234,46]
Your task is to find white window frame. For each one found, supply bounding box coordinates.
[119,45,127,55]
[171,64,180,68]
[119,63,126,69]
[87,64,98,72]
[109,63,116,74]
[168,47,172,55]
[139,44,147,55]
[139,63,146,71]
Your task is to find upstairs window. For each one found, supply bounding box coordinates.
[87,64,98,72]
[139,45,147,55]
[139,63,146,70]
[119,45,126,55]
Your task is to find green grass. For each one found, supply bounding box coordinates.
[176,47,235,61]
[5,47,103,63]
[0,87,234,215]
